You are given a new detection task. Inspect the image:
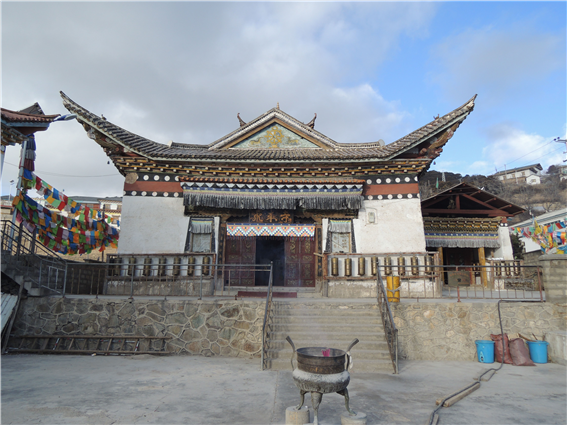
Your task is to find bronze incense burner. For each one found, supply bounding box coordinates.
[286,336,359,425]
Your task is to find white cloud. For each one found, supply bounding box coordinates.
[483,123,565,173]
[430,24,565,104]
[2,2,438,196]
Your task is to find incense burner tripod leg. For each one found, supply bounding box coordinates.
[311,391,323,425]
[296,390,307,410]
[337,388,357,416]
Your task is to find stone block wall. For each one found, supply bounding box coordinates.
[11,297,567,363]
[12,298,265,357]
[539,254,567,304]
[391,302,566,361]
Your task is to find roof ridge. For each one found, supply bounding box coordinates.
[61,91,476,164]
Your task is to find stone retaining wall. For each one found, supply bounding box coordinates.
[12,298,265,357]
[392,302,566,361]
[11,298,567,363]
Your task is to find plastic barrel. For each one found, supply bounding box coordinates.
[475,340,495,363]
[527,341,549,363]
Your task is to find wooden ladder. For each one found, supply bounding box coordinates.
[7,335,170,355]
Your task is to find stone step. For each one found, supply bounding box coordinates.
[267,338,388,351]
[272,309,379,317]
[273,303,378,311]
[272,314,381,324]
[270,323,383,333]
[266,357,394,373]
[268,330,387,343]
[265,347,391,361]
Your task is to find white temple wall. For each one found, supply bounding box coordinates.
[118,196,189,255]
[353,198,426,253]
[491,226,514,260]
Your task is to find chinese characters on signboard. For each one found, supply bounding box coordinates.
[249,210,294,224]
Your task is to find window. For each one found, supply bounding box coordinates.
[326,219,352,253]
[331,232,350,253]
[185,218,214,253]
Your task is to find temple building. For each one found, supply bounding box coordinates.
[61,92,476,297]
[421,182,524,286]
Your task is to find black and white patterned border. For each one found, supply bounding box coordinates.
[123,190,182,198]
[364,175,419,185]
[363,193,420,201]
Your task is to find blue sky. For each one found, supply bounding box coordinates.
[2,1,565,197]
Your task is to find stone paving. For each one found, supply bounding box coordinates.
[1,354,566,424]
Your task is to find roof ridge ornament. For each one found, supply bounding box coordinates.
[237,113,246,127]
[307,113,317,129]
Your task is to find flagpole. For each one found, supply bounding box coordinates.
[9,136,30,251]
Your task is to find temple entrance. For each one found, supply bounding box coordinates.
[285,238,316,287]
[225,223,318,288]
[443,247,479,286]
[255,238,285,286]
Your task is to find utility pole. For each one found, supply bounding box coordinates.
[553,137,567,162]
[101,203,106,263]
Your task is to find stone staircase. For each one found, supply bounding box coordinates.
[264,300,395,373]
[1,253,65,297]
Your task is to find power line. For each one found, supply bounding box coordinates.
[519,145,564,167]
[4,162,120,178]
[505,139,556,167]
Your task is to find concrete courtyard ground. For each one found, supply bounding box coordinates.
[1,354,566,425]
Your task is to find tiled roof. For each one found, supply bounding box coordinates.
[61,91,476,163]
[1,108,59,124]
[492,163,542,176]
[18,102,45,115]
[179,176,366,184]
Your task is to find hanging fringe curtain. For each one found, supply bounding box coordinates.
[328,220,352,233]
[183,193,362,211]
[190,219,213,234]
[425,235,500,248]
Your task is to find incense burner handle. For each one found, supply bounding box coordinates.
[286,336,297,371]
[345,338,359,371]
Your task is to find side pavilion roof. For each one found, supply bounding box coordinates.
[61,91,476,164]
[421,182,525,218]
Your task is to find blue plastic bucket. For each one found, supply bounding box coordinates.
[527,341,549,363]
[475,340,495,363]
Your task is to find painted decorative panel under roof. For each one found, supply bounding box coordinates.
[230,124,320,150]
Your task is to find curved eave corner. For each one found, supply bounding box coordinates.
[383,94,477,161]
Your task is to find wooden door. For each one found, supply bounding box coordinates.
[225,238,256,286]
[285,238,316,287]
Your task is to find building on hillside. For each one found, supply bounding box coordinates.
[62,91,476,297]
[492,164,542,185]
[1,103,60,177]
[511,207,567,264]
[556,164,567,181]
[1,196,14,221]
[421,182,524,286]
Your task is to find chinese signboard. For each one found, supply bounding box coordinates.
[249,210,294,224]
